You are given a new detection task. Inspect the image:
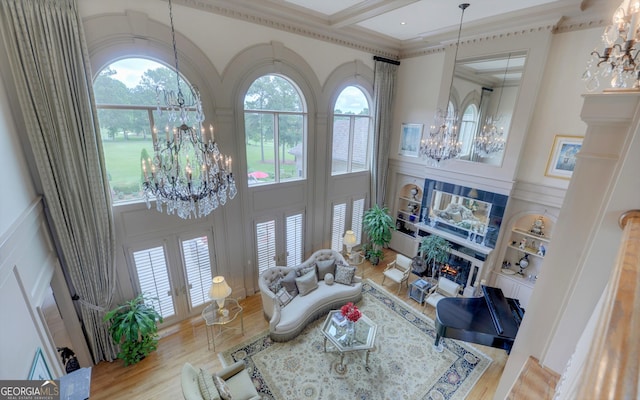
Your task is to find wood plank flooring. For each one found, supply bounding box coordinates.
[90,249,507,399]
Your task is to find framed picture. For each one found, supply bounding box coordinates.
[29,348,52,380]
[545,135,583,179]
[399,123,423,157]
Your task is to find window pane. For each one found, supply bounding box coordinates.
[132,246,175,319]
[331,203,347,252]
[332,86,370,175]
[331,116,349,174]
[245,112,276,186]
[285,213,304,267]
[256,220,276,274]
[94,57,199,204]
[99,109,154,201]
[244,74,306,186]
[278,114,304,182]
[352,117,370,172]
[181,236,213,309]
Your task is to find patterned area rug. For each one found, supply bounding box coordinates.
[221,280,492,400]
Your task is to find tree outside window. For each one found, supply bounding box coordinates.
[93,58,198,203]
[244,75,306,186]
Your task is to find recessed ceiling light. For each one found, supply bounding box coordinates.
[401,22,406,25]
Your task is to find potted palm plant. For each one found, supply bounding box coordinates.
[363,204,395,265]
[419,234,451,281]
[104,293,163,366]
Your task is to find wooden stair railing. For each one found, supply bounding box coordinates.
[575,210,640,399]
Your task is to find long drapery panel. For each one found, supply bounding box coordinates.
[0,0,118,363]
[371,57,399,207]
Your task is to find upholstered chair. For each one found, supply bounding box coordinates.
[424,277,461,310]
[382,254,412,294]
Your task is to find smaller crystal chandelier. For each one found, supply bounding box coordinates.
[142,0,237,219]
[474,53,510,157]
[419,3,469,164]
[584,0,640,91]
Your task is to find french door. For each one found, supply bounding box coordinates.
[127,232,218,325]
[255,210,305,275]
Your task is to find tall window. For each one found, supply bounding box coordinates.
[93,57,197,203]
[331,86,371,175]
[244,75,307,186]
[459,104,478,156]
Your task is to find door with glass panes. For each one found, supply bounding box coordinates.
[128,233,218,325]
[255,211,304,275]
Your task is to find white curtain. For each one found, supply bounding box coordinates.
[371,57,399,207]
[0,0,118,362]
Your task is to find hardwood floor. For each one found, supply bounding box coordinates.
[90,249,507,399]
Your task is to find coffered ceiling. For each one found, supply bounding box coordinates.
[176,0,618,58]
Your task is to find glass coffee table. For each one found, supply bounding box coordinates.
[321,310,377,372]
[202,298,244,351]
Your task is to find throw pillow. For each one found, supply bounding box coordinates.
[213,375,233,400]
[334,264,356,286]
[268,276,282,294]
[280,270,299,297]
[296,263,316,277]
[324,272,334,285]
[198,368,221,400]
[276,287,293,307]
[316,258,335,280]
[295,270,318,296]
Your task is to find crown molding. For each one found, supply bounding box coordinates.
[172,0,612,62]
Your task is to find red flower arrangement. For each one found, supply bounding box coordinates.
[340,302,362,322]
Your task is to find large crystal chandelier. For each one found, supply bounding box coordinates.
[584,0,640,91]
[142,0,237,219]
[474,53,510,157]
[419,3,469,164]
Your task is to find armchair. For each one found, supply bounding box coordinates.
[181,361,260,400]
[424,277,461,310]
[382,254,412,294]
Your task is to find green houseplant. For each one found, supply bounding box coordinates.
[363,204,395,265]
[104,293,163,366]
[419,234,451,280]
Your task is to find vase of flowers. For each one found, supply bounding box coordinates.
[340,302,361,345]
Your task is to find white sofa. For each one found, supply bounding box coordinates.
[259,249,362,342]
[181,361,260,400]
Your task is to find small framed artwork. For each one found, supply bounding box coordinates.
[545,135,583,179]
[399,123,423,157]
[29,348,52,380]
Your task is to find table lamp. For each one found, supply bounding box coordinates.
[208,276,232,315]
[343,230,357,260]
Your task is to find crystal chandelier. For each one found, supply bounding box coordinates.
[419,3,469,164]
[584,0,640,91]
[474,53,510,157]
[142,0,237,219]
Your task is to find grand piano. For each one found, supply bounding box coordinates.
[434,285,525,353]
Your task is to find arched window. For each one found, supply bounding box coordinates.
[331,86,371,175]
[459,104,478,156]
[93,57,197,203]
[244,74,307,186]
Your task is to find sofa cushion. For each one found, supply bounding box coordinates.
[296,263,316,277]
[295,270,318,296]
[275,287,293,307]
[197,368,221,400]
[334,264,356,286]
[213,375,232,400]
[316,258,335,280]
[280,270,299,297]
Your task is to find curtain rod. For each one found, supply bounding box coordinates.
[373,56,400,65]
